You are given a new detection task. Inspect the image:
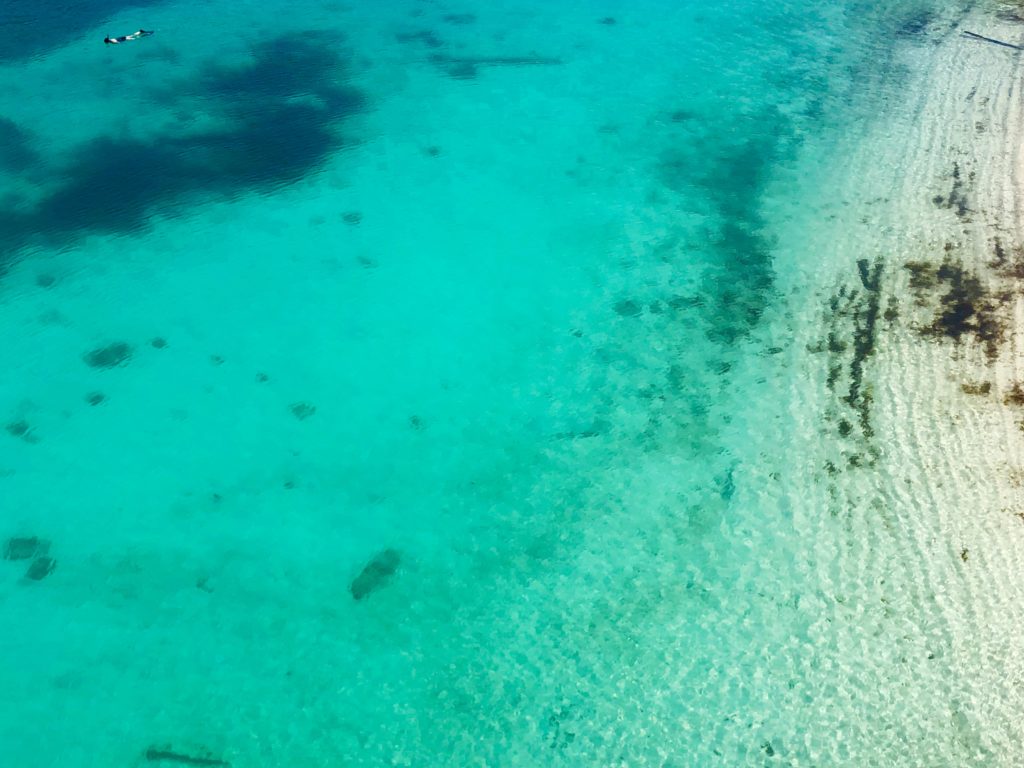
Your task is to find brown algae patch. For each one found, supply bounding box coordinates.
[846,258,884,439]
[1004,383,1024,407]
[905,260,938,299]
[811,258,885,452]
[904,258,1004,360]
[961,381,992,396]
[932,161,972,220]
[989,236,1024,281]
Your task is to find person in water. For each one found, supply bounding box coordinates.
[104,29,152,44]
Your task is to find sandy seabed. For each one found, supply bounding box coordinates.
[760,8,1024,763]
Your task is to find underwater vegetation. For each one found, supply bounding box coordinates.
[846,259,884,439]
[905,255,1004,360]
[813,144,1024,474]
[0,33,368,262]
[810,256,889,468]
[657,108,791,346]
[932,161,972,219]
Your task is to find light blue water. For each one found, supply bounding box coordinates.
[0,0,1009,765]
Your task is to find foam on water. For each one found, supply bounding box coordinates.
[0,0,1018,765]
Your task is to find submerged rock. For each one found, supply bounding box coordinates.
[144,746,230,766]
[350,548,401,600]
[442,13,476,25]
[83,342,133,368]
[4,536,49,560]
[24,556,56,581]
[290,402,316,420]
[5,420,33,440]
[613,299,642,317]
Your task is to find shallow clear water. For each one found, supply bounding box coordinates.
[0,0,1005,765]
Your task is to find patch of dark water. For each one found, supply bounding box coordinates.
[0,33,369,261]
[657,109,784,346]
[441,13,476,26]
[0,0,165,63]
[395,29,445,48]
[0,117,37,172]
[894,7,938,37]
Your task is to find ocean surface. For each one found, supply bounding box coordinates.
[1,0,1019,765]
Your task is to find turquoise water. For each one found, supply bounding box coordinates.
[0,0,1011,765]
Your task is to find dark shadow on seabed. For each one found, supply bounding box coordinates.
[0,0,167,63]
[0,32,369,265]
[0,118,39,173]
[656,107,790,347]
